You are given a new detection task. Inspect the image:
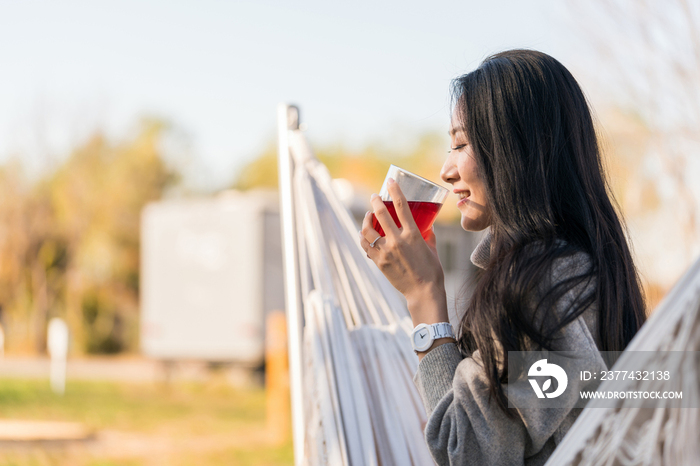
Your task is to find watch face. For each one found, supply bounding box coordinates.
[413,325,432,352]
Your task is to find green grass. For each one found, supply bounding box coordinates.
[0,378,293,466]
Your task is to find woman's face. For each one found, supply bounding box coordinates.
[441,118,492,232]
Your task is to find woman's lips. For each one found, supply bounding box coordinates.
[456,190,471,206]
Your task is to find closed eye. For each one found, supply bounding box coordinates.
[448,144,467,153]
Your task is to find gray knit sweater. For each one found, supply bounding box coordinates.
[413,229,607,465]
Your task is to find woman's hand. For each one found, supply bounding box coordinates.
[359,179,449,327]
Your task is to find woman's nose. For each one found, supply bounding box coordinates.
[441,155,459,184]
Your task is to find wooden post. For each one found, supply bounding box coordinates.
[266,310,291,445]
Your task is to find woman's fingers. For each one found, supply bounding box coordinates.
[360,212,382,255]
[370,193,400,237]
[386,179,418,234]
[358,233,372,258]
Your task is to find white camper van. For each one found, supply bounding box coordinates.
[140,190,283,366]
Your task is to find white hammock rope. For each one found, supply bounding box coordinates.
[279,106,433,466]
[545,258,700,466]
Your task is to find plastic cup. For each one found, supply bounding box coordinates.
[371,165,449,237]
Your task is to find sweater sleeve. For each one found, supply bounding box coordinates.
[415,343,536,465]
[414,318,604,465]
[413,254,606,465]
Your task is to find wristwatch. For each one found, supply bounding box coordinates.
[411,322,455,353]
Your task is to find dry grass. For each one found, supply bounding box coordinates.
[0,377,293,466]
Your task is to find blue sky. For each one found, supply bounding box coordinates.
[1,0,572,189]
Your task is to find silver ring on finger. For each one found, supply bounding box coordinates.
[369,236,381,248]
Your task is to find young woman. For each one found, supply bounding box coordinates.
[359,49,646,465]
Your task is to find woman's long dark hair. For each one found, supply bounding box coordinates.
[452,50,647,413]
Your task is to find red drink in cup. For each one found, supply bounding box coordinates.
[372,201,442,237]
[371,165,449,238]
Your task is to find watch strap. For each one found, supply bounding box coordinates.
[428,322,455,340]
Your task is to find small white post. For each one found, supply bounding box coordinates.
[47,318,69,395]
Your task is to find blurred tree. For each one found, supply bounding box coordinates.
[233,131,449,191]
[232,145,279,191]
[0,162,36,351]
[569,0,700,303]
[232,130,460,223]
[0,120,179,354]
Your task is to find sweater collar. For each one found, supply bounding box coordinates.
[470,227,492,269]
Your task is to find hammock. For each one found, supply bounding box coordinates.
[545,258,700,465]
[277,104,700,466]
[277,104,433,466]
